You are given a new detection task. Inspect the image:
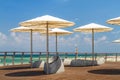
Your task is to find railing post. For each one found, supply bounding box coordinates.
[95,53,97,61]
[4,52,7,66]
[12,52,15,65]
[105,53,107,62]
[39,52,41,61]
[84,53,87,65]
[116,53,118,62]
[21,52,24,64]
[85,53,87,61]
[65,53,68,58]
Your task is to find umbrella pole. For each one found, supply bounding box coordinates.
[92,29,94,66]
[30,29,33,68]
[56,33,58,56]
[46,22,49,74]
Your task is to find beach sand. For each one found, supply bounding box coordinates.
[0,62,120,80]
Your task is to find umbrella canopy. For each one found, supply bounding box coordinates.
[41,28,73,54]
[74,23,113,33]
[20,15,75,28]
[49,28,73,36]
[107,17,120,25]
[112,39,120,43]
[10,26,45,67]
[74,23,113,65]
[11,26,46,32]
[19,15,75,74]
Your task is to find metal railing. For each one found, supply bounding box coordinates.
[0,52,120,66]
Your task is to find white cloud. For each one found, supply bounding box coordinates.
[74,18,80,21]
[9,32,47,51]
[0,32,7,44]
[112,31,120,34]
[111,31,120,38]
[0,31,120,53]
[0,32,37,51]
[0,32,7,40]
[84,37,91,44]
[53,34,113,52]
[11,32,22,43]
[95,36,107,43]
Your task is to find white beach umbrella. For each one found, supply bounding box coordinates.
[20,15,74,27]
[10,26,45,66]
[41,28,73,55]
[74,23,113,65]
[112,39,120,43]
[107,17,120,25]
[107,17,120,45]
[19,15,75,74]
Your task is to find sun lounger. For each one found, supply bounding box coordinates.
[96,57,105,65]
[44,56,64,74]
[32,60,44,68]
[62,58,72,66]
[71,57,105,67]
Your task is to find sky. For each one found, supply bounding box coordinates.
[0,0,120,53]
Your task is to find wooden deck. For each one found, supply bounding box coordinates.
[0,62,120,80]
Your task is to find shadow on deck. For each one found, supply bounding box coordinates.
[88,69,120,75]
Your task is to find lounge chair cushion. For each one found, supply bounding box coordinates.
[32,60,44,68]
[71,58,105,67]
[62,58,72,66]
[44,56,64,74]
